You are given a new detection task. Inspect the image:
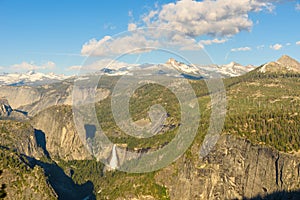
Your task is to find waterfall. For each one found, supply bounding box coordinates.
[109,144,118,170]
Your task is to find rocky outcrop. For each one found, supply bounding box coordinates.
[0,149,57,200]
[31,105,92,160]
[259,55,300,74]
[0,98,13,117]
[155,134,300,200]
[0,120,46,159]
[0,98,28,120]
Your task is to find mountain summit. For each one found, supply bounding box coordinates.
[259,55,300,73]
[165,58,200,75]
[277,55,300,69]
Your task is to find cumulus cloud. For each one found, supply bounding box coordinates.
[81,36,112,56]
[81,0,281,56]
[81,32,160,56]
[270,43,283,50]
[81,28,203,56]
[231,47,252,52]
[71,59,136,72]
[199,38,228,46]
[67,60,131,72]
[128,23,137,31]
[11,61,56,71]
[142,0,279,37]
[296,41,300,45]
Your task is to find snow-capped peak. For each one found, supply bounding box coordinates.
[0,71,71,86]
[165,58,200,75]
[216,61,256,77]
[26,70,36,75]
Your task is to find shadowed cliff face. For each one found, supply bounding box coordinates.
[155,134,300,200]
[0,121,45,159]
[28,158,96,200]
[245,190,300,200]
[31,105,92,160]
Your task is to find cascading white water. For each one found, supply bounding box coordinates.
[109,144,118,170]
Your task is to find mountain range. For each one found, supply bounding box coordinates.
[0,70,70,86]
[1,55,298,87]
[1,55,300,200]
[0,59,258,86]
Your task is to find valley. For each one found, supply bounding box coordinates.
[1,55,300,199]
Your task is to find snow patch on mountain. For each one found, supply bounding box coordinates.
[217,62,256,77]
[95,58,256,78]
[0,71,70,86]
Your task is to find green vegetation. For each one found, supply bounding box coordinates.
[223,70,300,152]
[95,70,300,154]
[0,170,6,199]
[2,66,300,199]
[57,159,169,199]
[96,83,182,150]
[0,148,56,199]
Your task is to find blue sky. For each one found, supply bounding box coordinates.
[0,0,300,75]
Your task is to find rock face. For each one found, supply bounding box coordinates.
[31,105,92,160]
[0,98,28,120]
[0,121,46,159]
[278,55,300,69]
[155,134,300,200]
[0,82,111,116]
[0,149,57,200]
[0,98,13,117]
[0,86,41,109]
[259,55,300,73]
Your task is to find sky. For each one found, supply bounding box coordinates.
[0,0,300,75]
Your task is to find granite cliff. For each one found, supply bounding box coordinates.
[156,134,300,199]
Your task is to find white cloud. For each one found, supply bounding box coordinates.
[231,47,252,52]
[128,23,137,31]
[270,43,283,50]
[81,36,112,56]
[296,41,300,45]
[142,10,159,24]
[81,28,204,56]
[199,38,228,46]
[72,59,135,72]
[296,3,300,10]
[11,61,56,71]
[142,0,278,37]
[286,43,291,46]
[81,33,159,56]
[82,0,281,56]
